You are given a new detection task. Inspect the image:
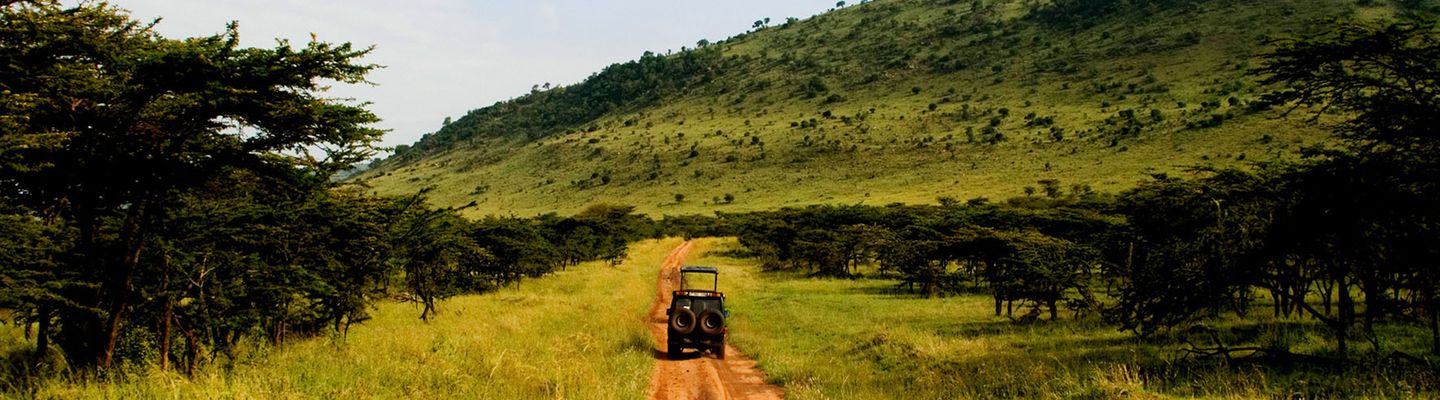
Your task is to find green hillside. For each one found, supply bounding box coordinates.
[358,0,1405,217]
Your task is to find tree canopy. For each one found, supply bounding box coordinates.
[0,0,386,367]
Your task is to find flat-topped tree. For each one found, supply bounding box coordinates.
[1257,18,1440,355]
[0,1,382,367]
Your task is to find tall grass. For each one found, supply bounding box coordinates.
[9,237,1433,399]
[1,238,685,399]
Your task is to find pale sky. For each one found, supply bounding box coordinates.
[113,1,838,151]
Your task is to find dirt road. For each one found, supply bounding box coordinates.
[645,241,785,400]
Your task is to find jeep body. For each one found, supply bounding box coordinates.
[665,266,728,359]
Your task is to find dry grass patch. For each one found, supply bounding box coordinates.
[3,239,685,399]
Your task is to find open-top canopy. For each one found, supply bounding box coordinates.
[680,266,718,274]
[679,265,720,292]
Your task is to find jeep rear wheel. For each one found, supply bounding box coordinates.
[698,309,725,336]
[715,344,726,360]
[670,308,697,335]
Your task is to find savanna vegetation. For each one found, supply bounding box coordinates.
[690,15,1440,397]
[1,239,685,399]
[357,0,1420,217]
[0,0,657,390]
[703,237,1436,399]
[3,0,1439,398]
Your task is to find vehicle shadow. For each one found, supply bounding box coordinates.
[653,348,704,361]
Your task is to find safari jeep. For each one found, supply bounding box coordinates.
[666,266,728,359]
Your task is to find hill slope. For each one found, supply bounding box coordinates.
[358,0,1401,217]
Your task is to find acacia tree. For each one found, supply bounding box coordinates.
[1259,20,1440,156]
[389,193,493,321]
[1105,170,1278,335]
[470,217,562,283]
[876,225,949,295]
[1257,18,1440,354]
[1105,18,1440,355]
[0,1,382,367]
[995,231,1098,321]
[134,170,399,371]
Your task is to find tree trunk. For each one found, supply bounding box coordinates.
[98,240,144,368]
[421,299,435,321]
[1337,275,1354,356]
[1272,289,1282,318]
[1430,297,1439,355]
[184,325,199,377]
[35,305,50,362]
[159,255,173,371]
[1362,273,1379,336]
[97,202,151,368]
[1427,285,1439,355]
[1233,290,1250,318]
[1125,242,1134,273]
[1320,278,1334,316]
[160,300,172,371]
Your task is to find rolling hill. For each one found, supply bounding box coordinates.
[356,0,1408,217]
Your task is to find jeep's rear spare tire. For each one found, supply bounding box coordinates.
[670,308,697,335]
[698,309,725,336]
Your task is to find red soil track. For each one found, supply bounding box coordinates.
[645,241,784,400]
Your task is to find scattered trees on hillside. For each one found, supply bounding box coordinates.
[398,44,727,157]
[1030,0,1208,28]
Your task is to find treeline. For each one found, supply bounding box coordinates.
[4,172,652,373]
[398,45,727,158]
[719,18,1440,357]
[723,195,1117,323]
[720,163,1437,356]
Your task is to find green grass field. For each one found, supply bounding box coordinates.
[692,238,1437,399]
[1,238,689,399]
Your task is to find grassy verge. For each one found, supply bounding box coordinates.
[2,238,684,399]
[8,237,1432,399]
[689,238,1436,399]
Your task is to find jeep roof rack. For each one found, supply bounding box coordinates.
[678,266,720,292]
